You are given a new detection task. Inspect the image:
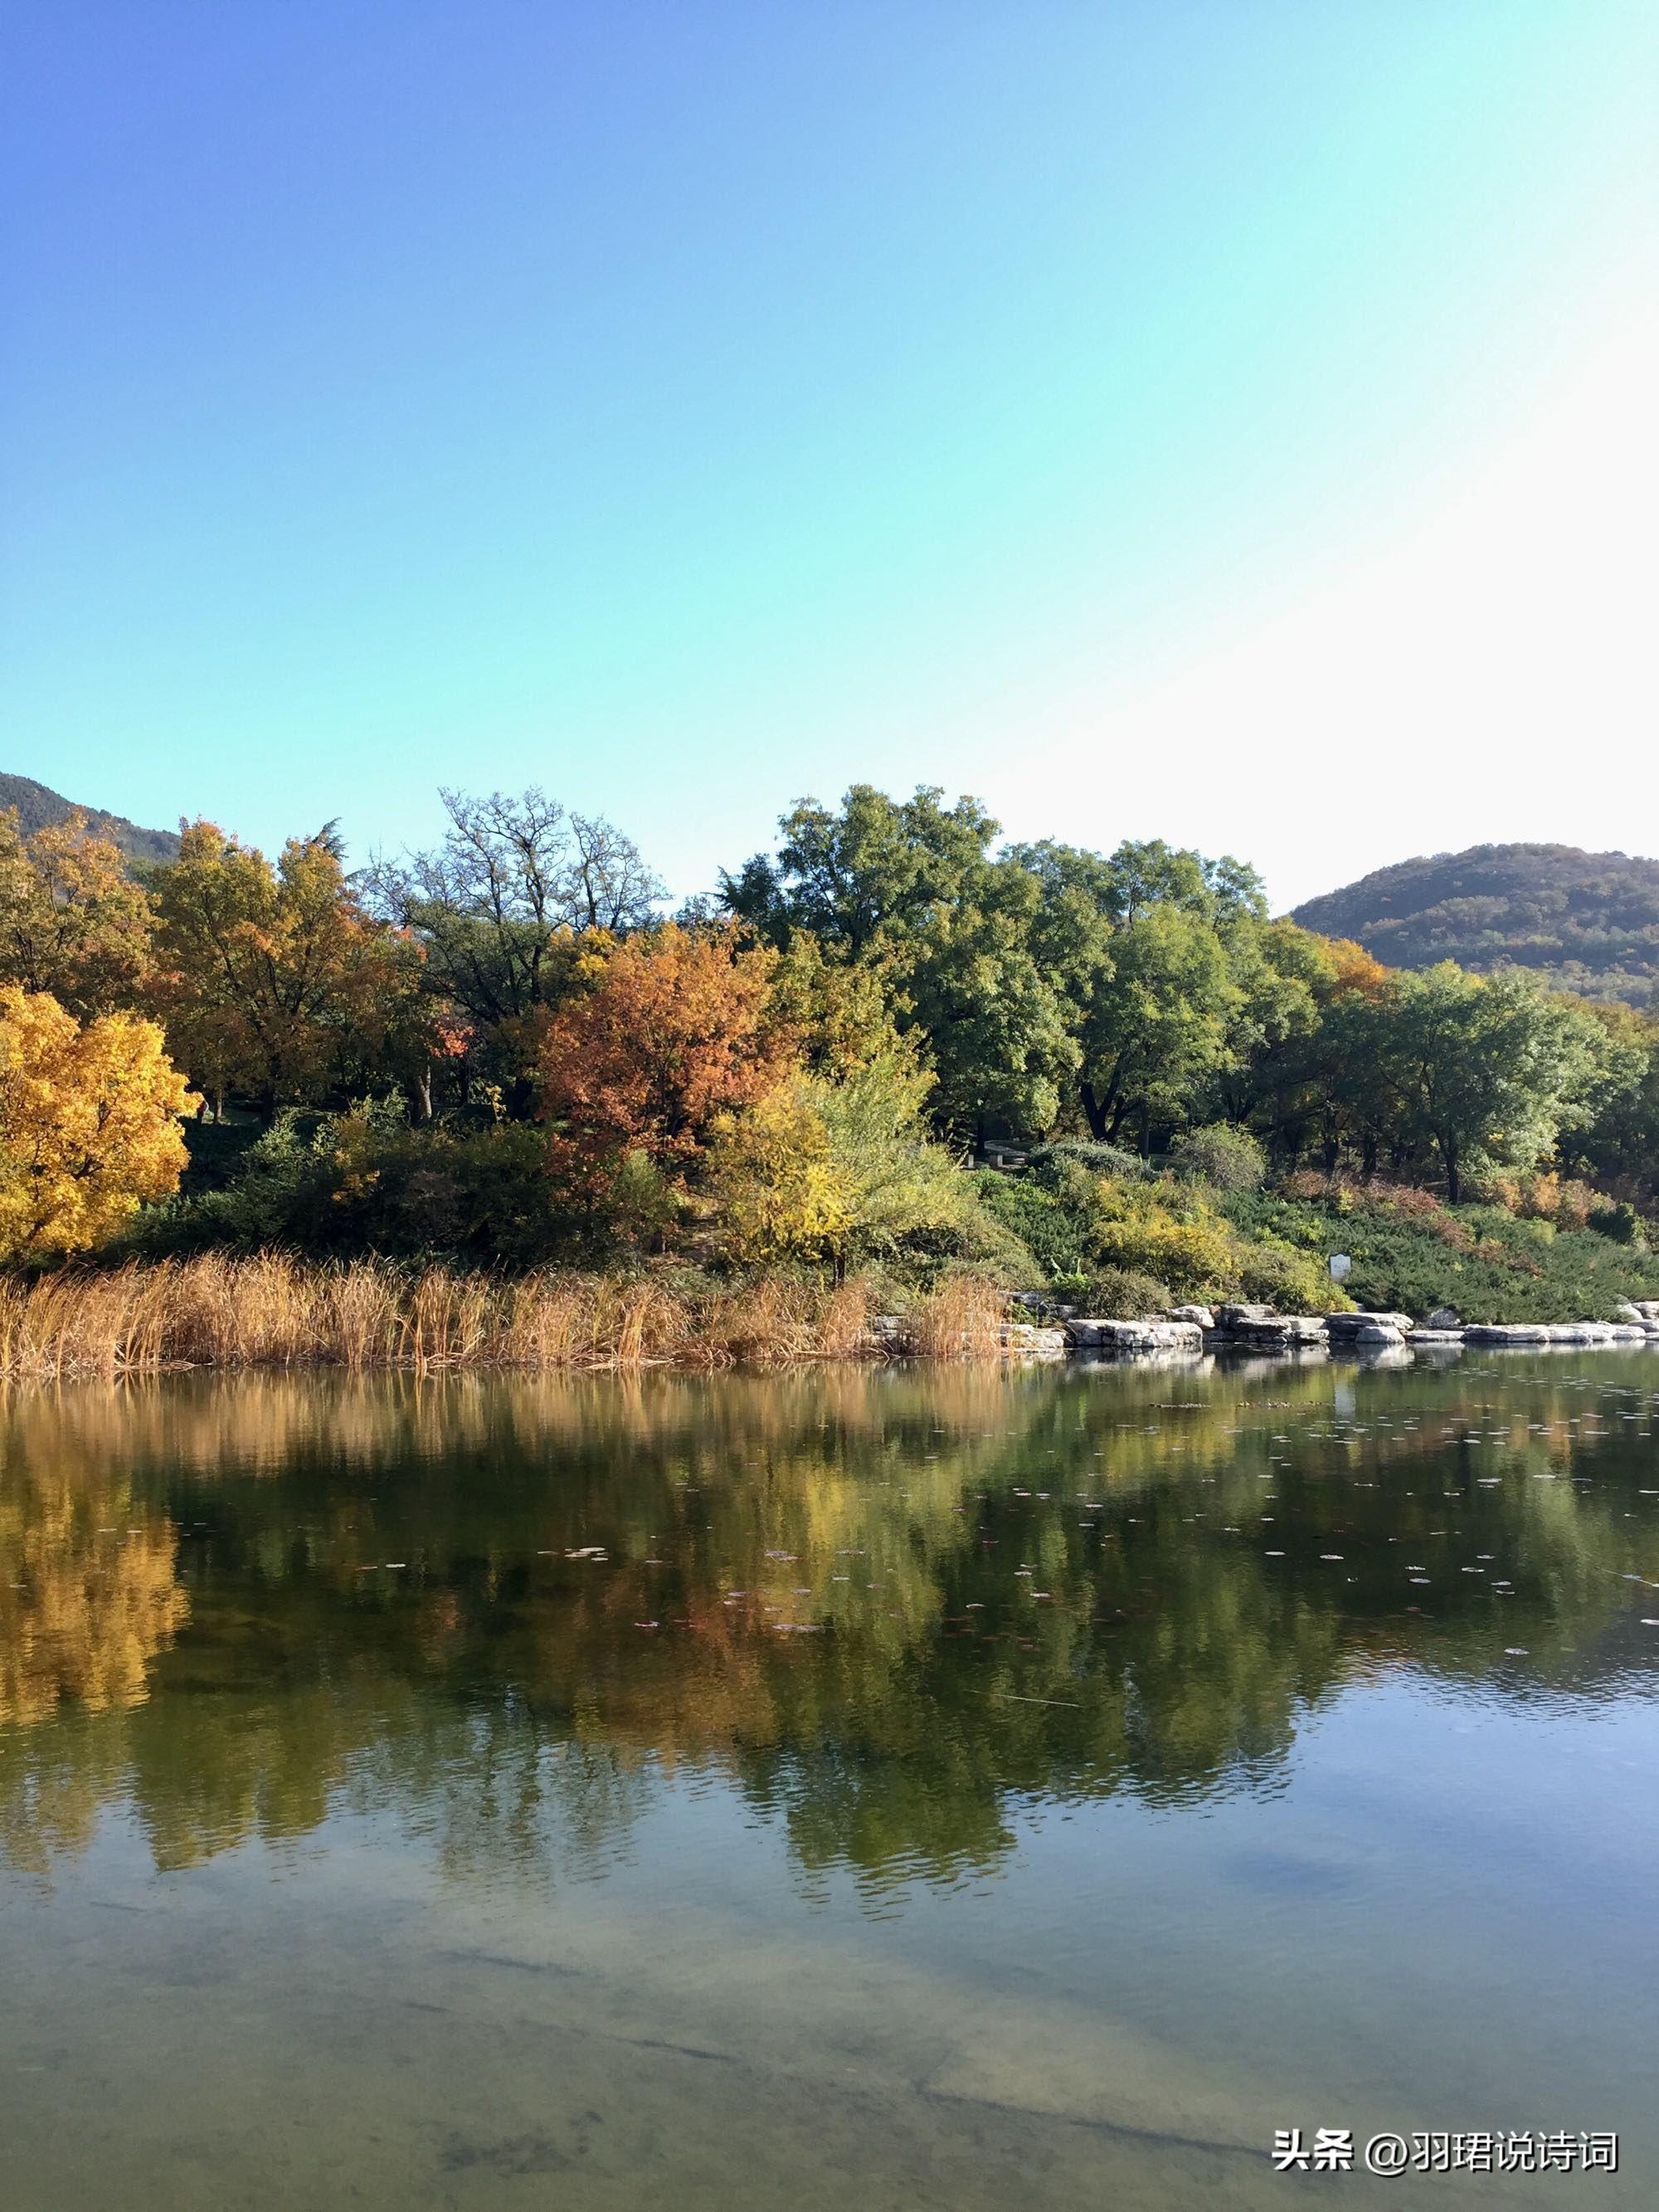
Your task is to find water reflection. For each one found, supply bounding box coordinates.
[2,1358,1656,1891]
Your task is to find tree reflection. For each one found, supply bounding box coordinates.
[1,1358,1656,1889]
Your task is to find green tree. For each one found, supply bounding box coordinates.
[1377,964,1619,1202]
[727,789,1074,1140]
[1067,904,1241,1147]
[723,785,995,958]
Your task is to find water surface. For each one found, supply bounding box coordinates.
[3,1354,1657,2207]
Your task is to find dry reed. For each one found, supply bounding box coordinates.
[0,1256,1015,1381]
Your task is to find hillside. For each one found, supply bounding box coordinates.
[1291,843,1659,1008]
[0,771,179,865]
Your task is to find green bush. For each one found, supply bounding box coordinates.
[1588,1200,1647,1250]
[1221,1182,1659,1322]
[1170,1122,1266,1192]
[1236,1237,1342,1312]
[973,1170,1096,1284]
[133,1108,581,1267]
[1027,1139,1149,1184]
[1075,1265,1175,1318]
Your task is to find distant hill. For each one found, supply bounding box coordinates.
[0,772,179,865]
[1292,843,1659,1010]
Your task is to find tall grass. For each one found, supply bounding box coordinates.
[0,1257,1013,1380]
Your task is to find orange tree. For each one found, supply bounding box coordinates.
[537,923,791,1208]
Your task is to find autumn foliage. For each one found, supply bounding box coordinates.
[538,923,791,1197]
[152,821,428,1115]
[0,807,156,1019]
[0,986,197,1259]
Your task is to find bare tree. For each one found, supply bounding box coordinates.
[364,787,665,1029]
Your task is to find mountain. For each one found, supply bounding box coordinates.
[0,772,179,865]
[1291,843,1659,1009]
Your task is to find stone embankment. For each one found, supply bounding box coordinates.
[998,1295,1659,1362]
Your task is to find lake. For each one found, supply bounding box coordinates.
[2,1352,1657,2208]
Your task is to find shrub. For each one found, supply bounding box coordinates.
[1236,1238,1348,1312]
[1588,1200,1647,1249]
[1170,1122,1266,1192]
[1075,1266,1174,1318]
[1027,1139,1149,1184]
[1089,1179,1239,1301]
[132,1109,577,1266]
[974,1170,1095,1284]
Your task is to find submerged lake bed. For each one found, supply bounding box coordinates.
[2,1354,1657,2209]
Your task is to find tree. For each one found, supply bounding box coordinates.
[0,807,156,1018]
[709,1052,1005,1274]
[1068,904,1242,1146]
[1547,1000,1655,1199]
[765,933,907,1078]
[723,785,996,958]
[727,789,1075,1139]
[152,822,426,1118]
[0,987,197,1258]
[708,1071,853,1265]
[1010,836,1273,1145]
[1376,964,1619,1202]
[897,857,1077,1139]
[538,923,790,1194]
[367,788,664,1052]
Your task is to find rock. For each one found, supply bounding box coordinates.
[1411,1328,1465,1345]
[1351,1321,1407,1347]
[1226,1313,1329,1347]
[1428,1307,1461,1329]
[1212,1303,1275,1329]
[1065,1318,1204,1353]
[1613,1302,1647,1325]
[1325,1309,1413,1339]
[1165,1303,1215,1329]
[1463,1324,1552,1345]
[1000,1323,1068,1360]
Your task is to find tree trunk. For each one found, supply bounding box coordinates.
[1443,1138,1461,1206]
[1079,1083,1108,1142]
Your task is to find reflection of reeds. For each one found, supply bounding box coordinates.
[0,1258,1013,1377]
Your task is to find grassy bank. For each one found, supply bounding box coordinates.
[1215,1180,1659,1323]
[0,1255,1009,1381]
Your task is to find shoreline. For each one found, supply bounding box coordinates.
[2,1255,1657,1382]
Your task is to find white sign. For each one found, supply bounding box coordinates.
[1328,1253,1352,1284]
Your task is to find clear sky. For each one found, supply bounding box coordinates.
[3,1,1654,910]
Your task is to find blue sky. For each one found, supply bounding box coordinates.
[3,2,1654,908]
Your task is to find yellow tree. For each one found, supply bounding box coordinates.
[708,1071,853,1264]
[0,806,156,1017]
[152,822,428,1116]
[0,986,198,1259]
